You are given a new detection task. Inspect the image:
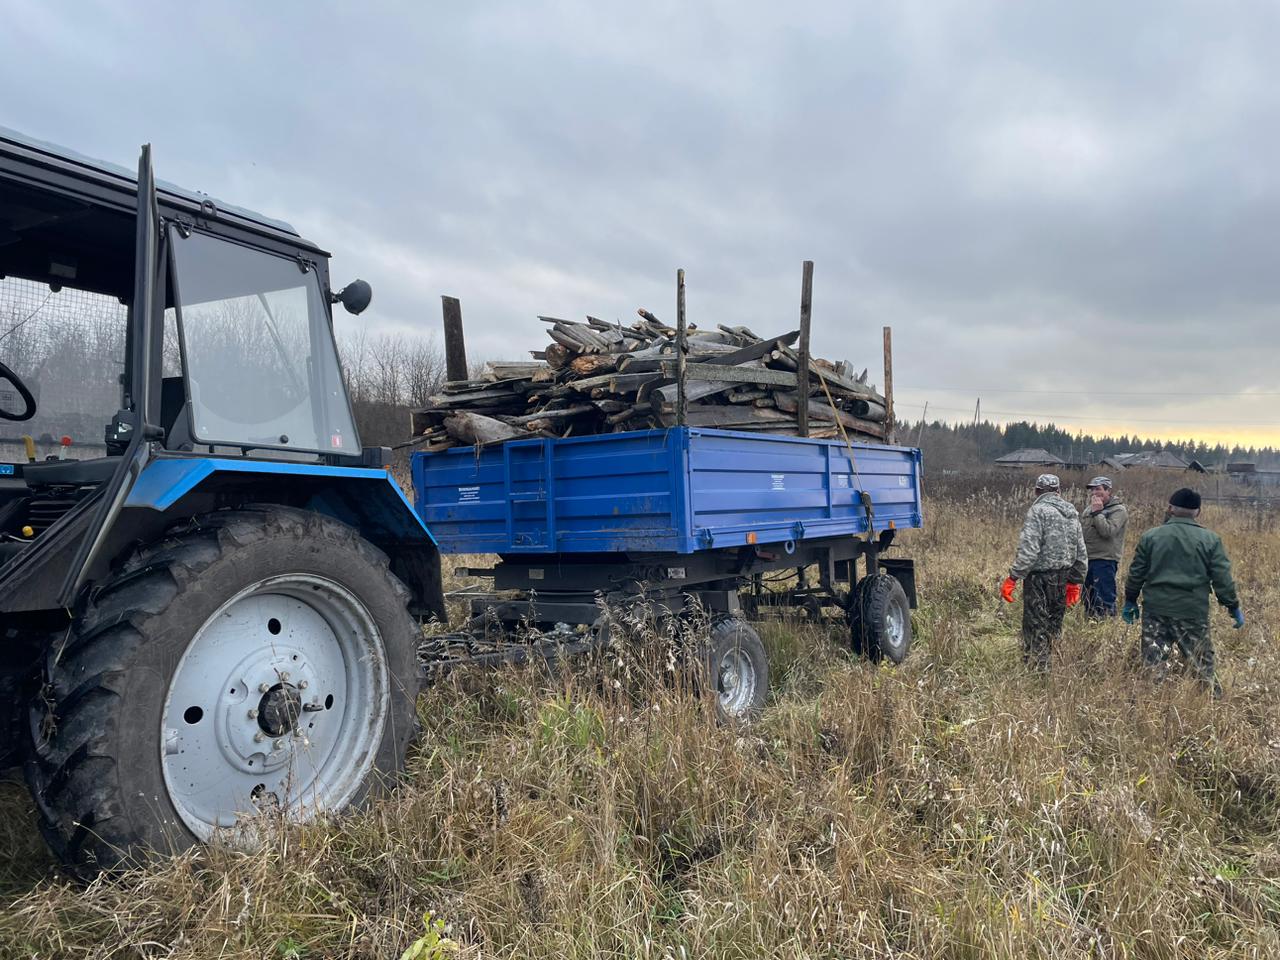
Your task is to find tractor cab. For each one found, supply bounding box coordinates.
[0,130,441,875]
[0,129,374,609]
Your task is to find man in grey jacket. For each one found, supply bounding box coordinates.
[1001,474,1088,669]
[1080,476,1127,618]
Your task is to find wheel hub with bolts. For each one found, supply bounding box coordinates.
[160,574,388,839]
[257,682,303,738]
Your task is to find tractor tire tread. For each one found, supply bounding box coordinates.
[24,504,416,877]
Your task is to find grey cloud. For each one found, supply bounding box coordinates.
[3,0,1278,437]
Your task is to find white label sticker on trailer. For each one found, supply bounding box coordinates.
[771,474,785,491]
[898,476,908,487]
[458,485,480,502]
[836,475,849,488]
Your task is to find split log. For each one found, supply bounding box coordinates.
[444,412,526,445]
[851,398,887,422]
[773,392,886,438]
[570,354,618,377]
[544,343,573,369]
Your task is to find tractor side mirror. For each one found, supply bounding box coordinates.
[333,279,372,315]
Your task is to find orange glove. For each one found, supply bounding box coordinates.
[1065,583,1082,608]
[1001,577,1017,603]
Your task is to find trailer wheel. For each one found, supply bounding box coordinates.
[24,506,420,875]
[703,616,768,720]
[850,574,912,663]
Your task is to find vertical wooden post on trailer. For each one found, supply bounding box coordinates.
[882,325,895,444]
[676,268,688,427]
[442,296,468,383]
[797,260,813,437]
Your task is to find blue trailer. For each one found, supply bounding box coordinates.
[414,427,921,554]
[413,426,923,718]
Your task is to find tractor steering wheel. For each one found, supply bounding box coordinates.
[0,360,36,422]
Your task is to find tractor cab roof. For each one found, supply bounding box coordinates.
[0,126,328,300]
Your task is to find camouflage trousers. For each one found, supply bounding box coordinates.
[1140,611,1219,694]
[1022,568,1070,670]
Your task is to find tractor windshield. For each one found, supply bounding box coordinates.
[171,229,358,455]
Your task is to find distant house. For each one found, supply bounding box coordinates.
[995,448,1066,469]
[1227,462,1280,488]
[1106,451,1201,471]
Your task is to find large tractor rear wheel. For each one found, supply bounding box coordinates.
[24,506,420,875]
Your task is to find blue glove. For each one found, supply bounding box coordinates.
[1121,602,1139,625]
[1230,607,1245,629]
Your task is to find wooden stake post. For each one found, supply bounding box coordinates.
[442,296,468,382]
[797,261,814,437]
[882,325,895,444]
[676,269,687,427]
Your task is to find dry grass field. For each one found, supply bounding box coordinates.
[2,470,1278,959]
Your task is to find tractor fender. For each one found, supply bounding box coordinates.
[119,457,446,620]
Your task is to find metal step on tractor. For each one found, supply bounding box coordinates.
[0,130,923,877]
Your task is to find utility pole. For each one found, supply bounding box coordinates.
[973,397,980,426]
[914,401,928,447]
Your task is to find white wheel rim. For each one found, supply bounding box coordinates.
[886,603,906,649]
[717,646,757,716]
[160,574,389,840]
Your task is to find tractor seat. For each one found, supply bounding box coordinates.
[22,456,120,487]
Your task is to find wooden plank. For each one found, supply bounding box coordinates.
[483,362,552,381]
[652,377,739,406]
[704,330,798,367]
[499,404,594,426]
[773,392,886,438]
[659,362,798,388]
[782,345,881,399]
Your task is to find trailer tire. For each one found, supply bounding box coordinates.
[703,616,768,721]
[24,505,420,876]
[850,573,912,664]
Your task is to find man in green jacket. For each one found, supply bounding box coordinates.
[1081,476,1127,618]
[1123,488,1244,694]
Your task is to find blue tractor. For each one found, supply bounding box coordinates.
[0,131,445,874]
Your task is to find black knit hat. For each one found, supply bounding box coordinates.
[1169,488,1201,510]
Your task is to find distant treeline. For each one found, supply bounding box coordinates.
[898,418,1279,472]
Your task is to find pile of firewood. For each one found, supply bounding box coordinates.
[409,311,889,450]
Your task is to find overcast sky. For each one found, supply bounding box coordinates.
[4,1,1278,445]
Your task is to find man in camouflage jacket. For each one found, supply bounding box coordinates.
[1001,474,1088,669]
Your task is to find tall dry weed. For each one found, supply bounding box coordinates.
[2,486,1278,959]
